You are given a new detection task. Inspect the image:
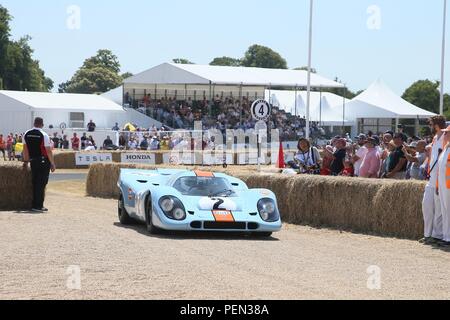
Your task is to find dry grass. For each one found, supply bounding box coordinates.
[47,180,86,197]
[0,163,33,210]
[86,163,427,239]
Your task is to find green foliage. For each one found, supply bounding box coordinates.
[293,66,317,73]
[59,49,123,94]
[210,56,241,67]
[402,79,450,114]
[172,58,194,64]
[0,5,53,91]
[241,44,288,69]
[121,72,133,80]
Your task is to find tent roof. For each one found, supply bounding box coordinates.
[345,79,436,119]
[0,90,125,111]
[124,63,345,88]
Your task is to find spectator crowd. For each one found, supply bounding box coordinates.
[286,116,448,181]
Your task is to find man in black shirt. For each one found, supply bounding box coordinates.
[103,136,114,150]
[22,117,56,213]
[87,120,96,132]
[330,138,347,176]
[385,133,407,179]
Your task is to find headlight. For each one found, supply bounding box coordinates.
[159,196,186,221]
[161,198,174,212]
[257,198,280,222]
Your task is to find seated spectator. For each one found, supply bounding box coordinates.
[88,136,97,149]
[119,134,127,150]
[128,138,138,150]
[85,141,96,151]
[359,136,381,179]
[287,138,321,175]
[150,136,160,150]
[103,136,115,150]
[140,136,149,150]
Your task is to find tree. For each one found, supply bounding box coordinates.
[121,72,133,80]
[210,56,241,67]
[83,49,121,73]
[241,44,288,69]
[0,5,11,88]
[0,5,52,91]
[172,58,194,64]
[60,49,123,94]
[402,79,450,114]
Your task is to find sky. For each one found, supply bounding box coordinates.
[1,0,449,95]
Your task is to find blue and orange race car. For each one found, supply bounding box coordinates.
[117,169,282,237]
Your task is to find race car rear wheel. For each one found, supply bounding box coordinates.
[118,194,134,225]
[251,232,273,238]
[145,196,161,235]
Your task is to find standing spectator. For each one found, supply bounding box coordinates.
[385,133,408,179]
[61,135,70,150]
[22,117,56,213]
[87,120,96,132]
[81,133,88,150]
[71,133,80,151]
[352,134,368,177]
[359,137,381,179]
[150,136,160,151]
[287,138,321,175]
[128,138,138,150]
[329,139,347,176]
[404,140,427,180]
[0,134,6,161]
[6,134,14,161]
[51,133,60,149]
[112,123,120,131]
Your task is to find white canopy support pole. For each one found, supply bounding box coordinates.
[415,116,420,136]
[441,0,448,115]
[319,88,323,127]
[295,86,298,117]
[306,0,314,140]
[395,118,400,133]
[342,86,346,135]
[239,83,243,125]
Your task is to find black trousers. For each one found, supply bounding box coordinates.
[30,158,51,209]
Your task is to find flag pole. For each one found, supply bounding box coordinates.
[440,0,447,115]
[306,0,314,140]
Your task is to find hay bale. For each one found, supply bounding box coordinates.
[0,163,33,211]
[54,152,79,169]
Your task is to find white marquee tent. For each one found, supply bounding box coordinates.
[124,63,345,88]
[345,79,436,120]
[265,89,351,124]
[0,90,126,135]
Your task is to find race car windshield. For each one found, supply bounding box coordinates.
[173,177,236,197]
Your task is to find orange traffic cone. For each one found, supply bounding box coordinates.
[277,142,285,169]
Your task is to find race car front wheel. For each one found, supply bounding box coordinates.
[118,194,134,225]
[145,196,161,235]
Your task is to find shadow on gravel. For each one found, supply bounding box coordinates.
[113,222,279,242]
